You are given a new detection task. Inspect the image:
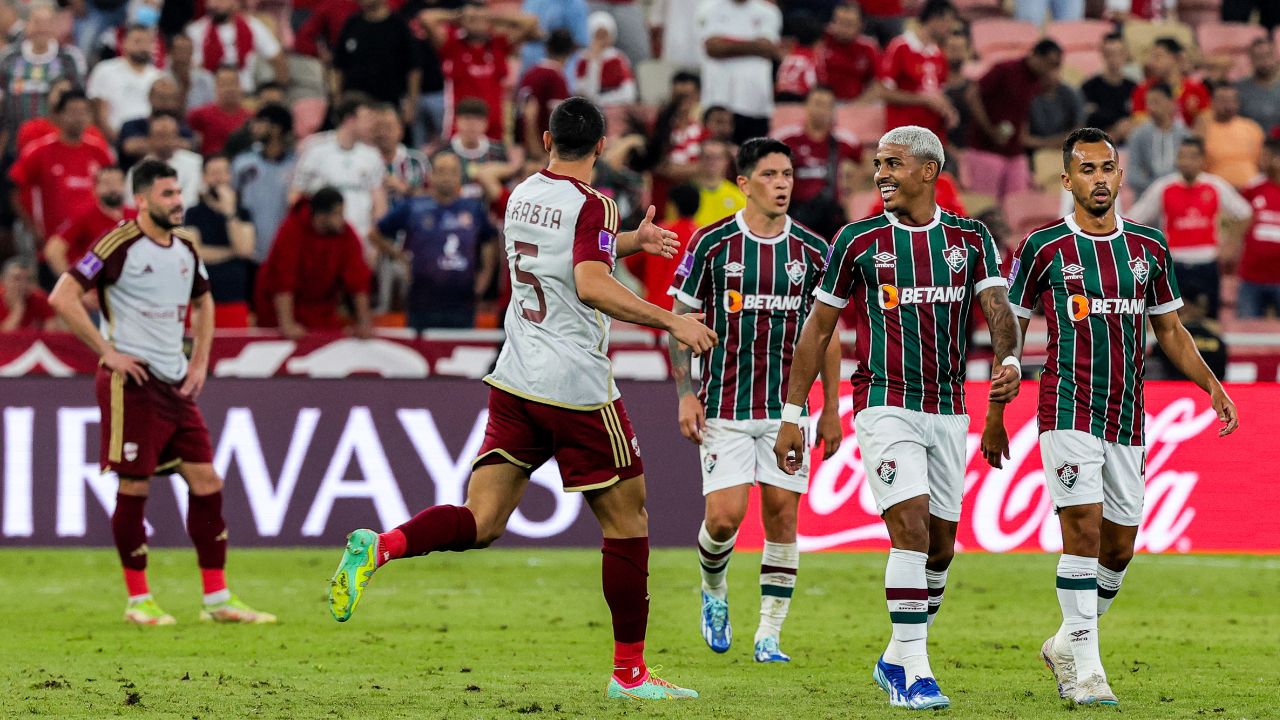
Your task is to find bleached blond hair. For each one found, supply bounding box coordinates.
[879,125,945,169]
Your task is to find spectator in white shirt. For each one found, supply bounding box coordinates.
[86,24,165,140]
[696,0,783,145]
[124,112,203,209]
[185,0,289,91]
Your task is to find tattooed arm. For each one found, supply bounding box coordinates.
[668,299,706,444]
[978,285,1023,468]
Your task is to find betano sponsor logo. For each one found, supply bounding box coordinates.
[1069,295,1146,321]
[878,284,966,310]
[723,290,803,313]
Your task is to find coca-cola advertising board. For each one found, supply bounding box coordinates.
[0,379,1274,553]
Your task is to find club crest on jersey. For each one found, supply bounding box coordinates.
[876,459,897,485]
[943,245,968,273]
[124,442,138,462]
[1062,263,1086,280]
[724,261,746,277]
[675,252,695,278]
[703,453,717,474]
[598,229,616,256]
[1129,256,1150,283]
[873,251,897,268]
[1056,462,1080,489]
[76,252,104,279]
[785,259,806,285]
[631,436,641,457]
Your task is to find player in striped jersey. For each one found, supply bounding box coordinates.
[1004,128,1239,707]
[775,126,1022,710]
[668,138,843,664]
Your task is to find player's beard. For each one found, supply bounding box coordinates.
[1078,189,1116,218]
[148,207,181,230]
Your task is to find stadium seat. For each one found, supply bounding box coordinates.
[1032,148,1064,192]
[291,97,327,139]
[1123,20,1195,64]
[1197,22,1267,80]
[772,103,806,134]
[636,59,677,107]
[835,102,886,145]
[1003,189,1062,240]
[1046,20,1114,53]
[951,0,1004,20]
[959,191,997,216]
[971,18,1041,63]
[1177,0,1224,28]
[1061,50,1104,86]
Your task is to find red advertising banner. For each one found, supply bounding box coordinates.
[734,381,1278,553]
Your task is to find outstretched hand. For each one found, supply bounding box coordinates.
[635,205,680,259]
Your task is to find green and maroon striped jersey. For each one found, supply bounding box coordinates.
[818,207,1005,415]
[1007,215,1182,446]
[669,211,829,420]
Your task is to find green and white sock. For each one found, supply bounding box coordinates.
[1053,554,1105,680]
[884,548,932,681]
[697,522,735,600]
[925,568,948,627]
[756,541,798,643]
[1097,564,1126,616]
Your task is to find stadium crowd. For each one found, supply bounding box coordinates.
[0,0,1279,336]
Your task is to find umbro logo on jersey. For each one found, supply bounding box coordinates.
[943,245,968,273]
[873,251,896,268]
[1068,294,1146,321]
[876,458,897,486]
[1056,462,1080,489]
[142,264,154,274]
[785,259,806,285]
[724,290,803,313]
[878,284,966,309]
[1062,263,1085,280]
[724,261,746,277]
[1129,256,1150,283]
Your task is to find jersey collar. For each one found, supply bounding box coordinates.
[883,204,941,232]
[1064,212,1124,241]
[735,209,789,244]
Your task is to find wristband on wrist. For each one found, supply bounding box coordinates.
[1001,356,1021,377]
[781,403,803,424]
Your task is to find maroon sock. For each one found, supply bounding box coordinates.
[112,493,149,596]
[186,491,228,581]
[603,536,649,684]
[381,505,477,563]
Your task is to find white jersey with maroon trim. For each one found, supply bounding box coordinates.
[485,169,622,410]
[68,221,210,384]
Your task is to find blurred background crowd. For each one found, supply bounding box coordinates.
[0,0,1277,353]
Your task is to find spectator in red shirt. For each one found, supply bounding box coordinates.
[877,0,958,142]
[964,39,1063,200]
[254,187,374,338]
[187,66,252,156]
[860,0,905,48]
[0,258,57,331]
[45,166,134,277]
[516,29,574,158]
[776,11,824,103]
[9,90,115,244]
[643,183,700,311]
[821,2,880,103]
[774,86,861,238]
[1237,137,1280,318]
[421,0,539,141]
[295,0,359,62]
[571,11,637,107]
[1132,37,1211,126]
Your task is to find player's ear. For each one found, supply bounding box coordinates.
[1061,171,1072,192]
[542,131,553,155]
[595,136,605,159]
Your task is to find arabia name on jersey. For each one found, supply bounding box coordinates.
[669,211,829,420]
[1007,215,1183,446]
[817,207,1005,415]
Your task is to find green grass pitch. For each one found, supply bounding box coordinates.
[3,548,1277,719]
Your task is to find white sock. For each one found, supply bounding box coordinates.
[203,589,231,605]
[925,568,948,627]
[884,548,933,682]
[697,522,735,600]
[756,541,798,643]
[1053,554,1105,680]
[1097,564,1126,616]
[127,593,152,604]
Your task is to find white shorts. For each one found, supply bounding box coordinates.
[1039,429,1145,526]
[700,418,809,496]
[854,406,969,522]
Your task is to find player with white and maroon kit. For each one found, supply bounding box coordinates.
[48,159,275,626]
[328,97,717,701]
[1004,128,1239,707]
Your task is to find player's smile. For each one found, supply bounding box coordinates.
[879,182,899,202]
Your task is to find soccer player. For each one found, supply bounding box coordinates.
[1003,127,1239,706]
[774,126,1022,710]
[668,137,843,664]
[47,160,275,626]
[328,97,718,700]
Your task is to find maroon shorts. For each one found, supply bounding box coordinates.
[474,386,645,491]
[95,366,214,478]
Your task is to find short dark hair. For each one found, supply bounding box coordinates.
[919,0,956,22]
[1180,136,1205,153]
[214,64,240,80]
[334,92,372,124]
[1061,127,1117,171]
[123,23,154,36]
[1148,81,1174,99]
[203,153,230,170]
[702,105,730,124]
[309,186,345,214]
[1032,38,1063,57]
[1153,36,1184,55]
[132,159,177,195]
[672,70,701,90]
[669,183,700,219]
[255,81,286,96]
[546,28,577,58]
[549,96,605,161]
[736,137,792,178]
[55,89,89,114]
[1264,136,1280,155]
[95,164,124,180]
[255,102,294,135]
[789,10,825,45]
[1103,31,1124,44]
[455,97,490,119]
[148,109,180,126]
[1210,80,1237,95]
